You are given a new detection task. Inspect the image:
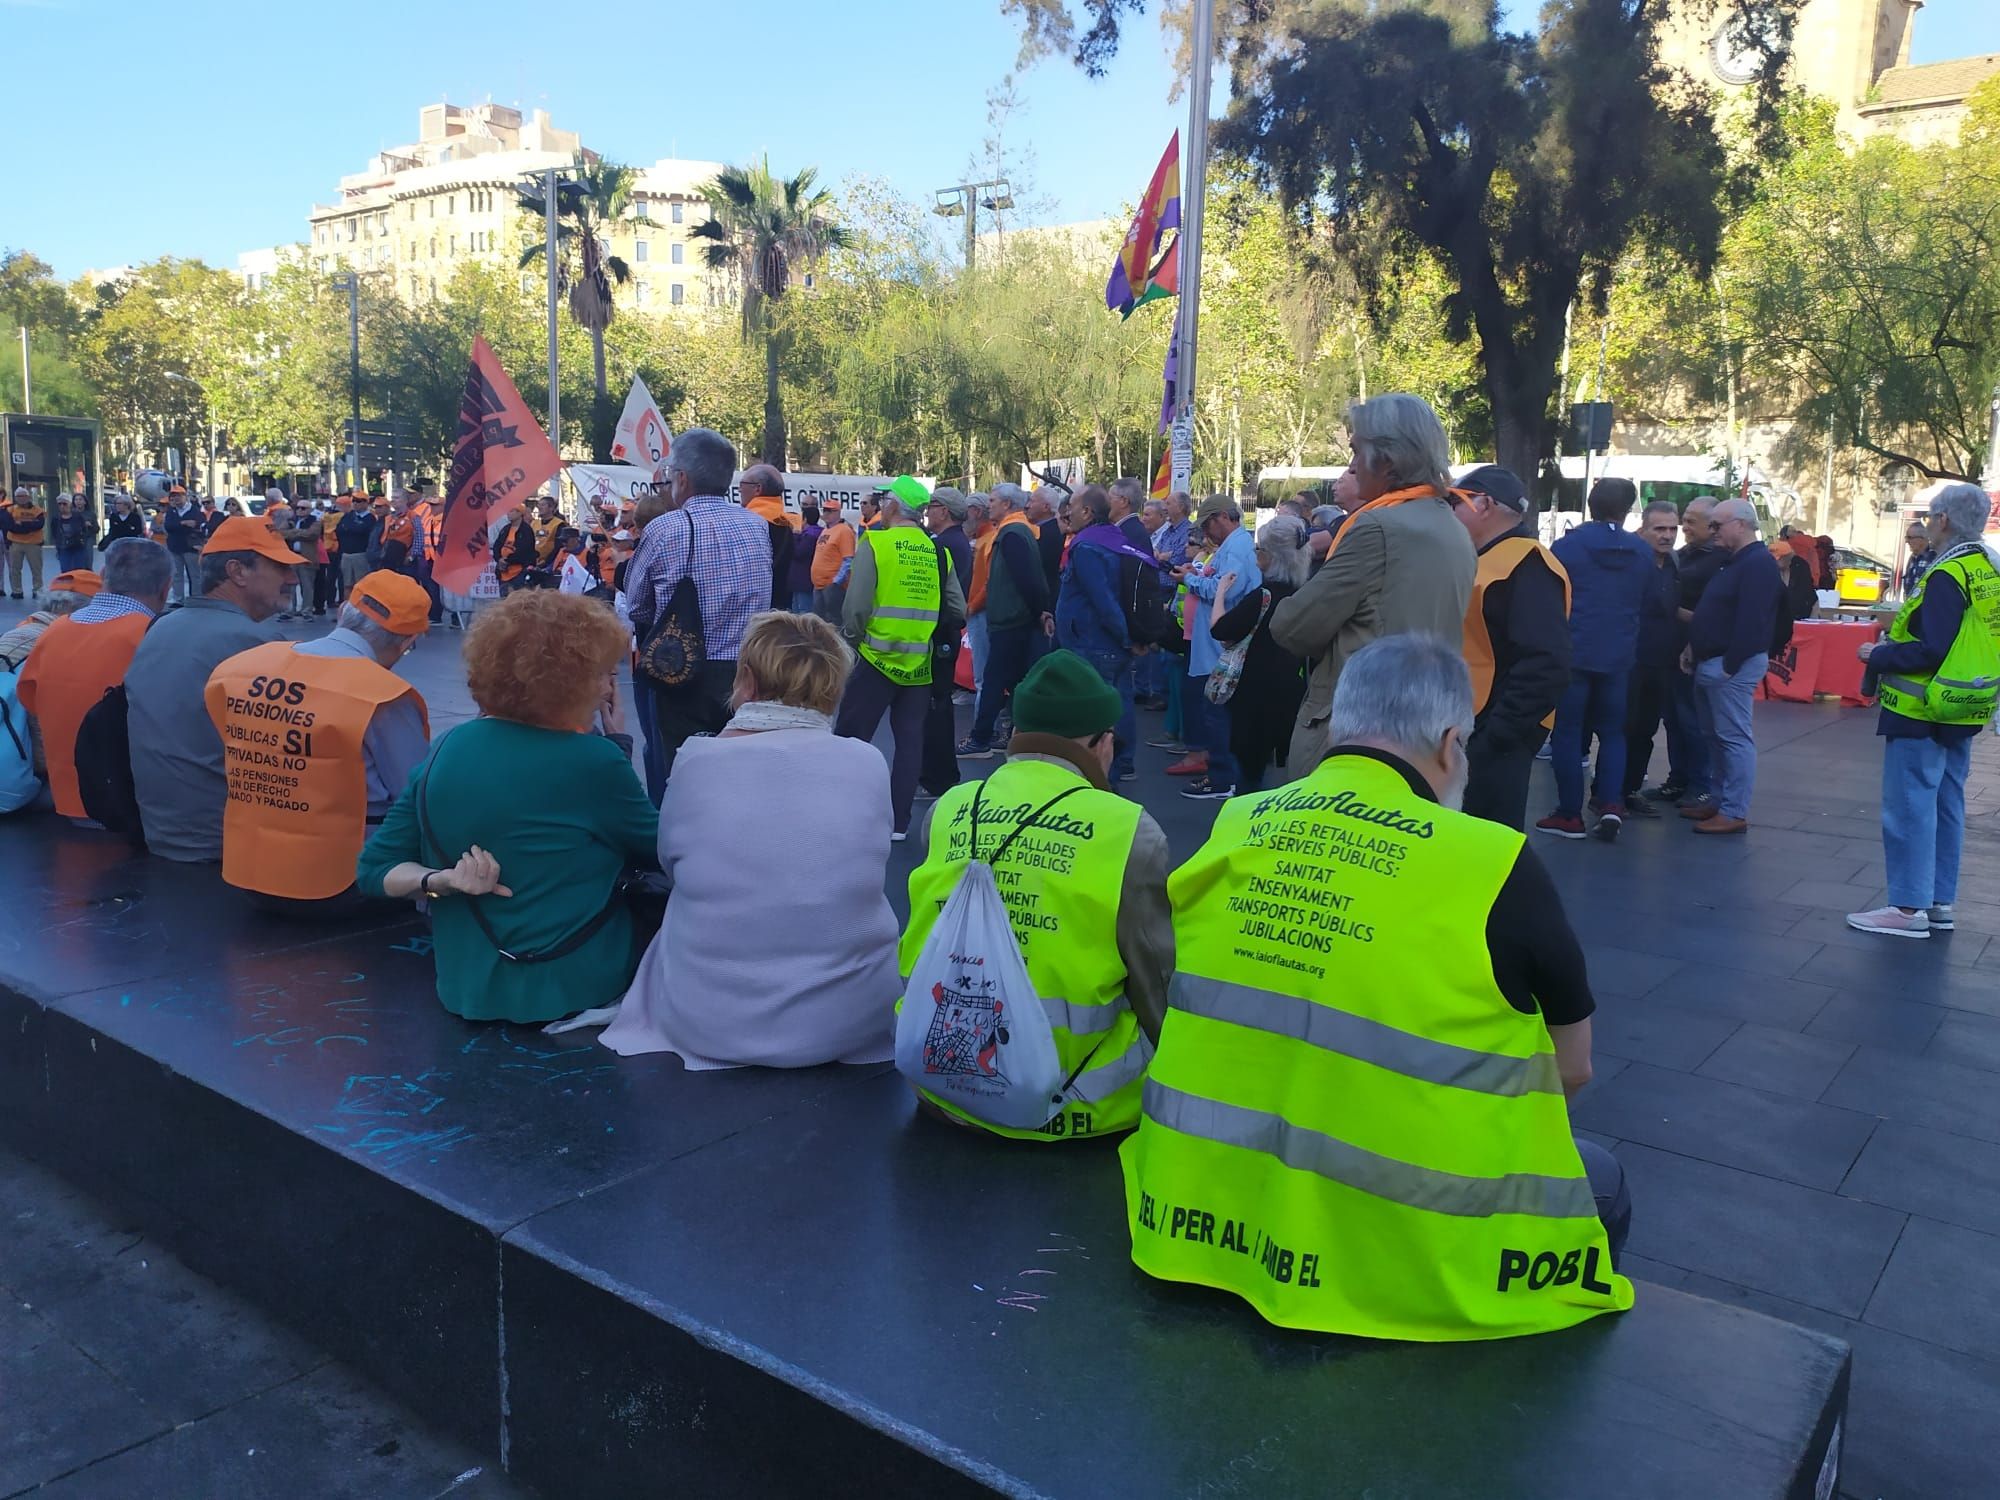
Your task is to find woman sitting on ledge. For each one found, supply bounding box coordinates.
[583,610,899,1069]
[358,589,659,1024]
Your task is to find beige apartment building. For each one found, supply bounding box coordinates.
[306,102,730,312]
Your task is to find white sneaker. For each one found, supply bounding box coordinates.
[890,829,908,843]
[1846,906,1931,939]
[1929,904,1955,931]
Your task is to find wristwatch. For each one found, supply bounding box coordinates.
[422,869,448,899]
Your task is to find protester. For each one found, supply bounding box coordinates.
[583,613,899,1065]
[837,481,966,838]
[1153,491,1193,570]
[50,496,94,575]
[962,496,995,694]
[1449,464,1571,830]
[19,541,171,822]
[206,498,237,536]
[1649,496,1723,809]
[410,481,445,622]
[103,492,146,545]
[788,502,823,614]
[494,503,540,593]
[1026,491,1066,602]
[859,493,883,531]
[359,591,656,1022]
[1770,541,1819,622]
[1539,478,1655,842]
[0,570,98,672]
[1901,519,1935,600]
[1054,486,1152,786]
[125,518,292,861]
[160,486,204,604]
[265,495,320,620]
[1620,501,1684,818]
[527,492,562,568]
[626,428,773,781]
[1208,514,1309,793]
[1270,394,1476,778]
[957,483,1052,758]
[1171,494,1262,797]
[1849,483,1999,938]
[1682,497,1782,835]
[6,486,46,600]
[740,463,799,609]
[1122,633,1632,1338]
[335,493,379,598]
[811,496,858,622]
[206,570,431,914]
[920,487,975,795]
[902,648,1171,1140]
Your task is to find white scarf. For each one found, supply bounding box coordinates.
[723,701,833,735]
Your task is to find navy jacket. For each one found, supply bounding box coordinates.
[1552,521,1656,674]
[1689,541,1783,674]
[1055,537,1130,652]
[1870,547,1985,744]
[1634,553,1682,669]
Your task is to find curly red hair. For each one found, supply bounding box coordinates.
[463,590,628,730]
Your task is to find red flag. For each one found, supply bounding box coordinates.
[1150,445,1172,501]
[436,336,561,593]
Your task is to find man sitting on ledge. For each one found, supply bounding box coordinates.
[205,570,431,916]
[1121,632,1634,1340]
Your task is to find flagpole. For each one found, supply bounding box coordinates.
[545,166,561,455]
[1174,0,1215,446]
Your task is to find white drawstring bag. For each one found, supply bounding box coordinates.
[894,786,1083,1129]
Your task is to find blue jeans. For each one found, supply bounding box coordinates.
[1551,668,1630,816]
[1883,734,1973,909]
[1164,667,1185,741]
[967,612,989,691]
[1693,654,1765,820]
[630,673,667,807]
[55,545,92,575]
[971,624,1036,744]
[1185,672,1239,787]
[1668,667,1711,795]
[1080,647,1136,777]
[789,588,814,615]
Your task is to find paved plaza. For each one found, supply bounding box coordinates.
[5,599,1999,1496]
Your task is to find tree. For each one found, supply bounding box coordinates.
[73,259,236,478]
[692,160,852,466]
[1008,0,1800,493]
[518,154,637,455]
[0,251,95,418]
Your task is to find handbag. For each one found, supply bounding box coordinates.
[414,733,668,964]
[637,510,706,689]
[1206,588,1273,705]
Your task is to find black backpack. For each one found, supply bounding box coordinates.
[1120,553,1176,647]
[75,684,145,845]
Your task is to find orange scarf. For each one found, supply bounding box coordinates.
[1323,485,1440,559]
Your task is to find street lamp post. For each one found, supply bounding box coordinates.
[329,272,362,490]
[933,179,1014,270]
[1174,0,1216,458]
[521,165,575,454]
[16,326,28,416]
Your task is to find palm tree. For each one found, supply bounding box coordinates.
[517,154,636,426]
[692,160,851,466]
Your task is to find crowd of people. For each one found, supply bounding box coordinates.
[3,390,1992,1344]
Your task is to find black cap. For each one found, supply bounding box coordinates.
[1456,464,1528,513]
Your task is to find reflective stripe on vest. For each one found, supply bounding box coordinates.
[1171,973,1564,1097]
[1119,752,1631,1339]
[1142,1079,1597,1219]
[205,642,429,901]
[1877,549,2000,725]
[901,756,1147,1141]
[858,527,941,686]
[1462,537,1570,724]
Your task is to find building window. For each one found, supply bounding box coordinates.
[410,275,419,300]
[346,220,357,241]
[672,202,684,224]
[449,234,456,253]
[448,195,456,214]
[377,212,388,233]
[634,200,649,220]
[671,283,684,306]
[430,277,438,299]
[635,239,648,262]
[429,199,436,219]
[408,204,416,221]
[671,242,683,265]
[635,281,650,307]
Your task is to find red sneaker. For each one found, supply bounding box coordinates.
[1165,753,1210,776]
[1535,813,1587,840]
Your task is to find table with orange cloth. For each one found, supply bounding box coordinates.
[1757,618,1882,705]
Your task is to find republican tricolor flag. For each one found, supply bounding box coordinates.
[1106,132,1182,319]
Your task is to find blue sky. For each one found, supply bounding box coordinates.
[9,0,1999,279]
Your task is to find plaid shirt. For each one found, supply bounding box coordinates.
[71,593,158,625]
[625,494,774,662]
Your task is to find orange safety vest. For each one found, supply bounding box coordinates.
[1322,484,1437,560]
[417,501,445,551]
[382,513,416,554]
[204,642,429,900]
[8,504,46,546]
[497,518,534,582]
[1462,536,1571,724]
[18,613,150,817]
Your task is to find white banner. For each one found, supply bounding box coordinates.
[1021,456,1085,494]
[566,462,663,526]
[609,376,672,470]
[725,473,923,517]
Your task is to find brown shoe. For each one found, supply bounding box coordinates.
[1693,815,1748,835]
[1679,799,1720,820]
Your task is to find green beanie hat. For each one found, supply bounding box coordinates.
[1011,649,1123,739]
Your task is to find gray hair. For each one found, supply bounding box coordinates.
[879,497,913,524]
[1108,476,1146,511]
[200,550,267,594]
[966,497,990,523]
[1346,393,1452,494]
[42,589,93,616]
[335,601,417,655]
[1712,497,1759,531]
[1929,482,1991,540]
[1141,498,1166,521]
[988,482,1029,514]
[667,427,738,497]
[1329,634,1474,753]
[101,537,172,598]
[1167,491,1192,521]
[1642,500,1680,523]
[1684,494,1719,517]
[1255,514,1310,587]
[1310,504,1345,529]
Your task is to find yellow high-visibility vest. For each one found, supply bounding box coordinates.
[858,527,941,687]
[1877,548,2000,725]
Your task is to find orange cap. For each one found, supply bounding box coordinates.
[50,569,103,596]
[347,570,433,635]
[202,516,301,565]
